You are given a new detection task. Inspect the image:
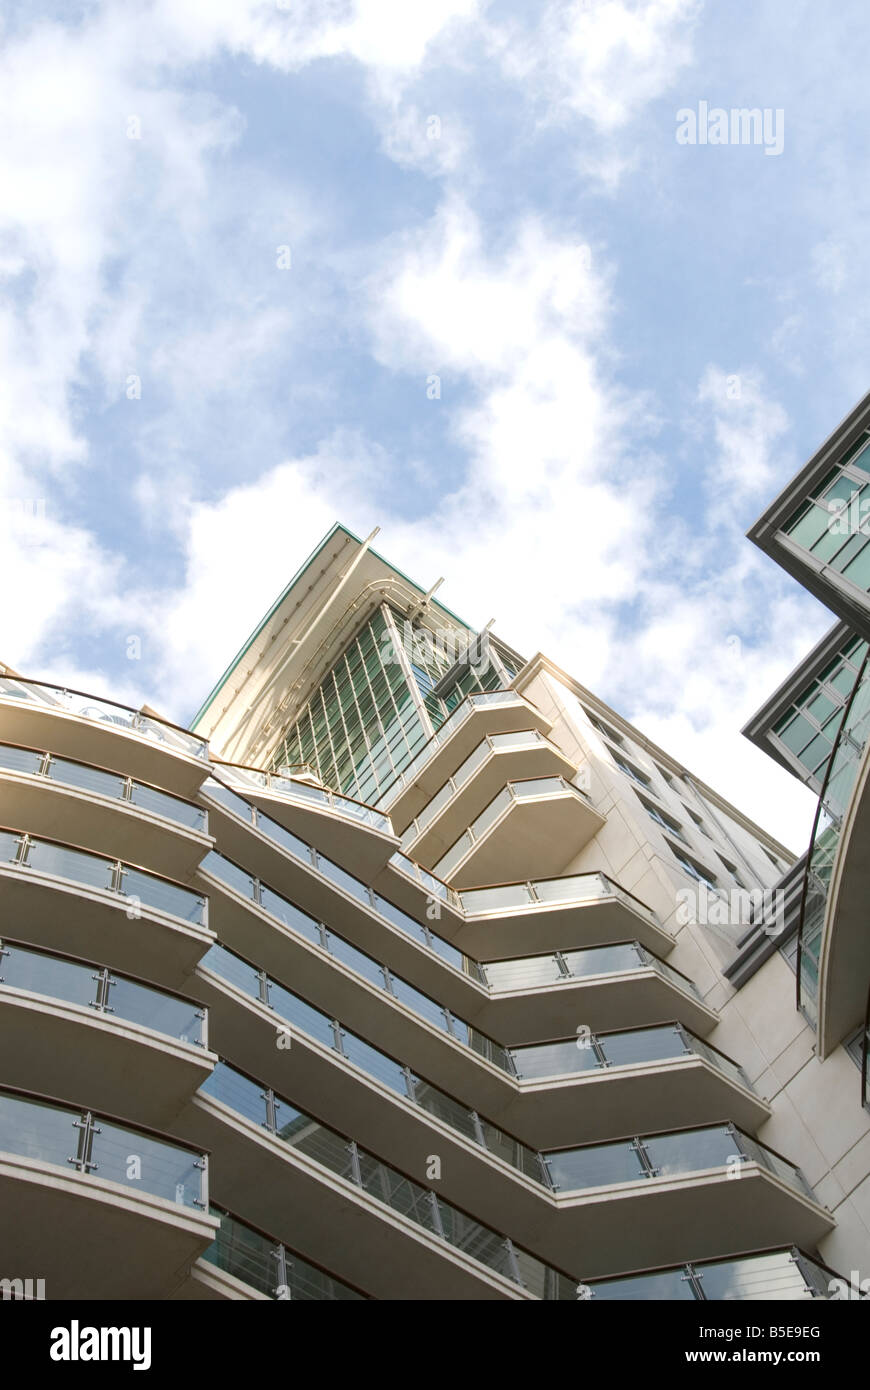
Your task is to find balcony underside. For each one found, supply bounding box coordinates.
[229,784,397,879]
[173,1096,532,1301]
[178,980,796,1275]
[0,989,215,1129]
[549,1170,832,1281]
[0,1155,218,1299]
[172,1259,269,1300]
[502,1058,770,1150]
[192,961,516,1127]
[818,737,870,1058]
[441,793,606,889]
[0,772,211,881]
[405,744,580,865]
[0,867,214,990]
[0,699,207,799]
[453,897,671,961]
[480,970,717,1043]
[385,699,554,831]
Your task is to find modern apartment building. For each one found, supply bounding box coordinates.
[0,513,866,1302]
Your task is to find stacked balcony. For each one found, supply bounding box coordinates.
[0,676,848,1300]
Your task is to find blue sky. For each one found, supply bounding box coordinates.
[1,0,867,848]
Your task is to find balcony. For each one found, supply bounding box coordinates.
[0,938,215,1126]
[0,676,210,798]
[0,742,211,879]
[453,872,672,959]
[433,778,605,888]
[582,1246,839,1300]
[187,952,822,1274]
[210,765,398,878]
[539,1124,832,1277]
[379,690,554,830]
[399,731,586,867]
[0,828,213,987]
[195,934,518,1124]
[177,1205,367,1301]
[177,1063,577,1300]
[499,1023,769,1147]
[0,1084,217,1299]
[479,940,716,1041]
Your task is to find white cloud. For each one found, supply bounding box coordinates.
[489,0,699,132]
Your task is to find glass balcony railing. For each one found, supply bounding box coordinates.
[202,944,542,1181]
[0,742,207,832]
[460,872,660,928]
[202,922,507,1072]
[0,828,207,926]
[203,783,678,1011]
[0,676,209,761]
[482,940,702,999]
[401,731,557,848]
[199,1061,576,1298]
[0,938,207,1046]
[434,777,588,880]
[203,1204,366,1300]
[583,1247,836,1300]
[377,691,528,808]
[797,652,870,1023]
[544,1123,813,1201]
[0,1084,207,1208]
[509,1022,751,1090]
[200,785,477,976]
[212,766,393,836]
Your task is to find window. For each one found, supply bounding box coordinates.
[656,765,681,790]
[584,709,625,748]
[671,847,719,893]
[612,755,650,788]
[637,795,687,843]
[685,807,712,839]
[763,847,780,869]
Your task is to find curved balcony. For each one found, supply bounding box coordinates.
[0,675,209,797]
[581,1246,839,1301]
[0,741,211,879]
[433,778,604,888]
[378,690,554,829]
[0,1084,217,1299]
[796,652,870,1054]
[0,827,213,987]
[210,766,397,878]
[178,1205,368,1301]
[180,1062,577,1300]
[0,938,215,1126]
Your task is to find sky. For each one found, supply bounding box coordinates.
[1,0,867,852]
